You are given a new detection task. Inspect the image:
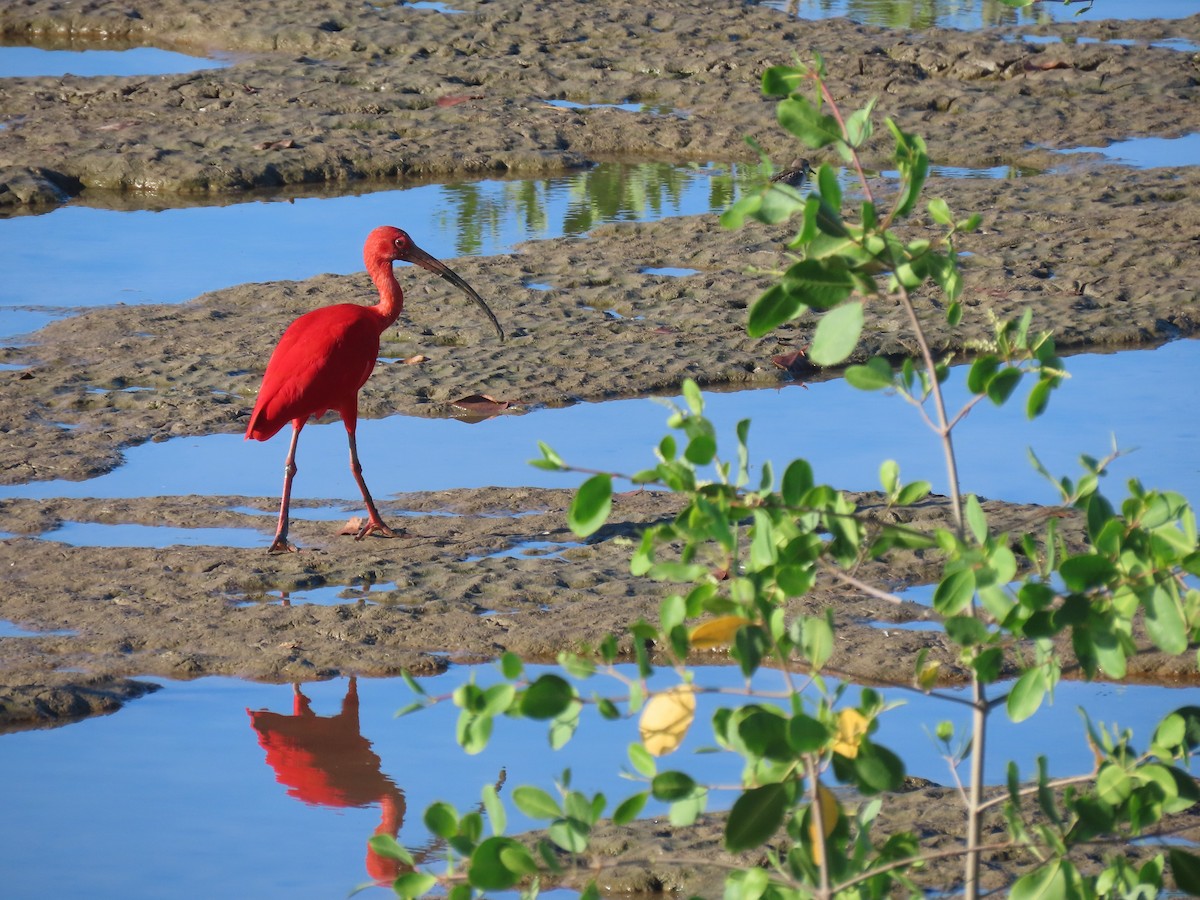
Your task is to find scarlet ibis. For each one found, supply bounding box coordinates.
[246,225,504,553]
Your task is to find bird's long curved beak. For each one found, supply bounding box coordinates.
[406,245,505,342]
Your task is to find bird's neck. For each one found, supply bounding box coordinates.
[369,261,404,327]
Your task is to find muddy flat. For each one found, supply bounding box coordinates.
[1,0,1199,891]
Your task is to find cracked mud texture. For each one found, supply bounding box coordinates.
[1,0,1199,892]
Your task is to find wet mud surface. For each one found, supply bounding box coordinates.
[2,0,1200,891]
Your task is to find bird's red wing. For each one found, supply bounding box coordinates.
[245,305,383,441]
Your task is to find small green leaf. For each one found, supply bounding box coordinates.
[781,459,814,505]
[568,474,612,537]
[469,836,532,890]
[725,782,790,852]
[927,197,953,226]
[1144,584,1188,655]
[512,786,561,820]
[809,301,863,366]
[651,771,698,801]
[521,674,575,720]
[482,783,506,836]
[781,259,855,310]
[845,356,893,391]
[1007,667,1048,723]
[1010,860,1068,900]
[932,568,975,616]
[390,871,438,898]
[987,367,1022,406]
[613,791,649,825]
[965,494,987,543]
[777,97,842,149]
[424,802,459,839]
[368,833,415,865]
[628,742,657,779]
[747,283,807,338]
[1059,554,1116,591]
[1170,849,1200,895]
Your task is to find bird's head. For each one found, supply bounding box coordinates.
[364,226,505,342]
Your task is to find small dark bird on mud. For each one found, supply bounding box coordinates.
[770,158,813,189]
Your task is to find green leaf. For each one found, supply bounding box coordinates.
[470,836,532,890]
[781,259,855,310]
[777,97,842,149]
[781,459,814,505]
[521,674,575,720]
[787,713,831,753]
[547,818,589,853]
[499,651,523,680]
[932,568,975,616]
[747,283,807,338]
[1170,849,1200,895]
[682,379,704,415]
[1144,584,1188,655]
[424,802,459,839]
[1010,860,1069,900]
[725,782,790,852]
[568,474,612,537]
[852,741,906,794]
[628,743,657,779]
[965,494,988,543]
[987,367,1022,406]
[1059,554,1116,591]
[390,871,438,898]
[482,783,506,836]
[761,64,804,96]
[368,833,415,865]
[512,786,561,820]
[1007,667,1048,723]
[845,356,893,391]
[613,791,649,825]
[531,440,566,472]
[927,197,953,226]
[651,771,698,801]
[809,301,863,366]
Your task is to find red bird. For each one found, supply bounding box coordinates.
[246,226,504,553]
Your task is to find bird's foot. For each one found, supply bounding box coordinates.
[267,536,299,554]
[355,519,404,541]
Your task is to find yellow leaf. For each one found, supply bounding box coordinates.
[639,685,696,757]
[832,708,868,759]
[809,782,840,865]
[689,616,752,650]
[916,659,941,692]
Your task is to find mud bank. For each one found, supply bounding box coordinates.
[1,1,1199,892]
[0,1,1198,204]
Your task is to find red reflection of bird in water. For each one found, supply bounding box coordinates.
[245,226,505,554]
[247,678,407,885]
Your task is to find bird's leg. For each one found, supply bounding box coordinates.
[268,425,302,554]
[347,429,400,540]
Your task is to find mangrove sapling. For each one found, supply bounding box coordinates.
[376,56,1200,900]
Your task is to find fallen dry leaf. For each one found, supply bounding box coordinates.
[254,138,297,151]
[403,354,429,365]
[450,394,513,420]
[1024,58,1072,71]
[772,348,812,373]
[339,516,365,536]
[436,94,484,107]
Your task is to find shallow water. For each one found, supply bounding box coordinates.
[4,341,1196,537]
[0,45,229,78]
[774,0,1200,29]
[1062,132,1200,168]
[0,666,1191,898]
[0,161,758,337]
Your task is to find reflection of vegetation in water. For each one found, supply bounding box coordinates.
[776,0,1064,28]
[435,162,766,256]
